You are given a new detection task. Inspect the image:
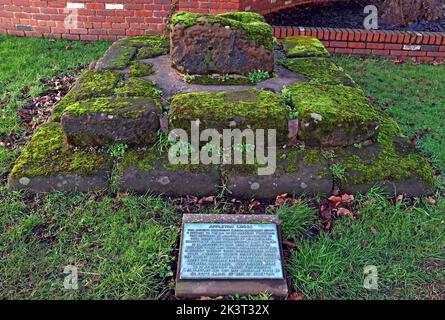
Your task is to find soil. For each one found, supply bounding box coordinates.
[265,1,445,32]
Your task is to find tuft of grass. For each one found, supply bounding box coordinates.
[276,202,318,241]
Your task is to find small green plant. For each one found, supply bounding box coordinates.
[153,88,164,97]
[154,130,172,153]
[106,143,128,158]
[282,87,292,105]
[182,74,196,83]
[234,143,255,153]
[247,70,270,84]
[353,143,363,149]
[322,150,337,161]
[286,105,299,120]
[331,163,347,181]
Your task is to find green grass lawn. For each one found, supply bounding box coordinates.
[0,36,444,299]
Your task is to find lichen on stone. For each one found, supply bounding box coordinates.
[169,89,289,143]
[9,122,111,179]
[281,57,357,87]
[171,11,273,50]
[283,36,330,58]
[129,61,154,77]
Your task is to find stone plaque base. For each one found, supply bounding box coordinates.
[175,214,288,298]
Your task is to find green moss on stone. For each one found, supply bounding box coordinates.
[63,96,159,119]
[169,89,288,143]
[286,83,382,145]
[283,36,330,58]
[171,11,273,50]
[282,57,356,86]
[119,35,170,59]
[129,61,154,77]
[10,123,110,178]
[115,77,162,99]
[337,119,435,187]
[218,12,266,23]
[110,45,137,69]
[184,74,251,85]
[51,70,122,122]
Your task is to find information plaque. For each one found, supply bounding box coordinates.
[179,223,284,280]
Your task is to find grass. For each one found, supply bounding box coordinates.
[1,37,445,299]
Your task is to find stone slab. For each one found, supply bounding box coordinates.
[61,97,161,147]
[142,55,305,99]
[95,44,137,71]
[175,214,289,298]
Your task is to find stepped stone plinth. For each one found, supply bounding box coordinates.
[8,17,436,198]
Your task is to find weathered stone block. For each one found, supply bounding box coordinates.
[61,97,161,147]
[282,57,356,87]
[335,123,435,196]
[8,123,112,193]
[283,36,330,58]
[286,83,381,147]
[95,43,136,70]
[170,12,274,75]
[222,149,333,199]
[119,148,221,197]
[169,89,289,144]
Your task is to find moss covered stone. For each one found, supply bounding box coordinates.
[184,74,252,86]
[51,70,122,121]
[129,61,154,77]
[169,89,289,144]
[286,83,383,147]
[120,35,169,48]
[282,57,356,87]
[61,97,161,147]
[95,44,137,70]
[118,147,221,196]
[222,148,332,199]
[171,11,273,50]
[9,122,111,180]
[115,77,162,99]
[336,120,435,196]
[283,36,330,58]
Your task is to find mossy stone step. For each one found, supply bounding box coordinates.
[169,89,289,144]
[281,57,356,87]
[286,83,382,147]
[8,123,112,193]
[51,70,123,122]
[95,43,137,70]
[283,36,330,58]
[118,148,221,197]
[335,122,435,196]
[222,149,332,199]
[61,97,161,147]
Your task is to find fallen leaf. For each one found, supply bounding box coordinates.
[337,207,354,219]
[428,196,437,205]
[341,194,355,203]
[370,226,378,235]
[288,292,304,300]
[282,240,297,249]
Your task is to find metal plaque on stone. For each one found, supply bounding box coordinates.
[175,214,288,298]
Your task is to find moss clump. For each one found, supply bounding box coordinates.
[63,97,160,119]
[218,12,266,23]
[286,83,382,146]
[281,57,356,87]
[119,148,214,173]
[184,74,252,86]
[115,77,162,99]
[169,89,289,143]
[129,61,154,77]
[51,70,122,121]
[10,123,111,178]
[119,35,170,59]
[337,119,435,187]
[109,45,137,69]
[171,11,273,50]
[283,36,330,58]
